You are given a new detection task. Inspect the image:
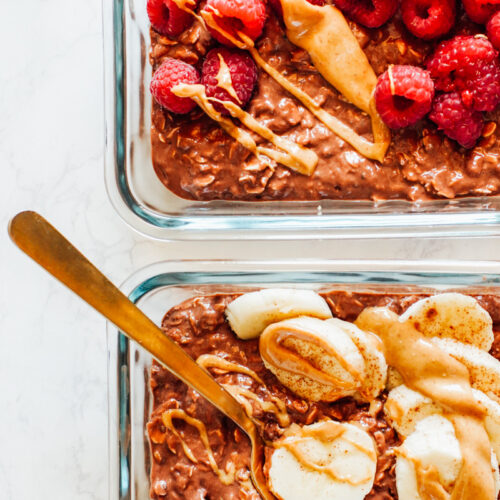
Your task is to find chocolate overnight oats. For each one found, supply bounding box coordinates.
[147,0,500,202]
[147,288,500,499]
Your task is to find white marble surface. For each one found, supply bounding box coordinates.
[2,1,500,499]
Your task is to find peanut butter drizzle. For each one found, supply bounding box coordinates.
[161,409,236,485]
[218,98,318,174]
[171,0,198,16]
[196,354,290,427]
[215,54,242,104]
[247,43,389,163]
[178,0,391,163]
[281,0,374,115]
[355,308,495,500]
[274,421,376,485]
[224,384,290,427]
[181,1,389,164]
[259,320,364,388]
[197,354,265,385]
[228,25,390,163]
[201,8,247,48]
[172,83,318,175]
[279,0,390,162]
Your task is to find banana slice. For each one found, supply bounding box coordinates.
[431,337,500,404]
[225,288,332,340]
[327,318,387,401]
[396,415,462,500]
[259,316,365,402]
[396,415,500,500]
[474,389,500,460]
[400,293,493,351]
[267,421,377,500]
[385,385,500,461]
[385,385,443,438]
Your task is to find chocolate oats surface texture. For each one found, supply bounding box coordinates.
[148,0,500,202]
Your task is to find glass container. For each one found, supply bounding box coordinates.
[103,0,500,240]
[107,258,500,499]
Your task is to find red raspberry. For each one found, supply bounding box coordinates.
[375,65,435,129]
[147,0,195,37]
[487,10,500,49]
[429,92,484,148]
[458,59,500,111]
[426,35,498,91]
[150,58,200,114]
[201,47,258,115]
[401,0,455,40]
[201,0,267,47]
[463,0,500,24]
[269,0,325,19]
[334,0,398,28]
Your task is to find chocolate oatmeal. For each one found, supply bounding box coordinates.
[150,6,500,202]
[147,290,500,499]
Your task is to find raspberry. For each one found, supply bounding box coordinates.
[201,47,258,115]
[147,0,195,37]
[459,59,500,111]
[463,0,500,24]
[269,0,325,19]
[201,0,267,47]
[426,35,498,91]
[150,58,200,114]
[487,10,500,49]
[401,0,456,40]
[375,65,435,129]
[429,92,484,148]
[334,0,398,28]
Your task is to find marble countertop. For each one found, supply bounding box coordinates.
[1,0,500,498]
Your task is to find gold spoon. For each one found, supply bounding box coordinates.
[8,211,274,500]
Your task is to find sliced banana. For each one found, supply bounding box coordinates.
[400,293,493,351]
[268,421,377,500]
[385,385,500,463]
[474,389,500,460]
[396,415,466,500]
[432,337,500,404]
[225,288,332,340]
[259,316,365,402]
[385,385,443,438]
[396,415,500,500]
[327,318,387,401]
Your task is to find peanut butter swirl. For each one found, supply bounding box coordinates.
[175,0,390,166]
[355,308,495,500]
[172,83,318,174]
[224,384,290,427]
[161,409,236,485]
[197,354,290,427]
[204,4,391,163]
[197,354,265,385]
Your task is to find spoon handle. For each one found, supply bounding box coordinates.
[8,211,255,434]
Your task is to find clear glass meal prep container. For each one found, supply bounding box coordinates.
[103,0,500,240]
[107,258,500,500]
